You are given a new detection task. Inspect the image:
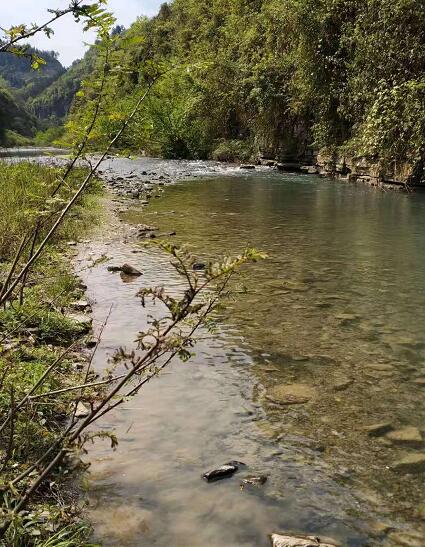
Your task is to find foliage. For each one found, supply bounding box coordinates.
[0,47,65,101]
[66,0,425,167]
[0,162,101,262]
[0,84,37,143]
[0,162,102,546]
[212,139,253,163]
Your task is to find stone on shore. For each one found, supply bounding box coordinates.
[75,401,90,418]
[70,300,91,312]
[266,383,316,405]
[67,313,92,332]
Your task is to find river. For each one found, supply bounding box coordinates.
[70,158,425,546]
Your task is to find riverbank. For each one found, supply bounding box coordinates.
[0,160,103,545]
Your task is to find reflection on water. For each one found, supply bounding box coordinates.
[81,168,425,546]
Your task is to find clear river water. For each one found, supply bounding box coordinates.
[72,158,425,547]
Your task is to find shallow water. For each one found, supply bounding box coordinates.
[78,163,425,546]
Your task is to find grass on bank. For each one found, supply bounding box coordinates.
[0,160,102,546]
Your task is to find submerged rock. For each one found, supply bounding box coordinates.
[413,377,425,387]
[241,475,268,487]
[138,224,158,232]
[390,453,425,473]
[270,533,340,547]
[203,461,245,482]
[362,422,394,437]
[333,376,354,391]
[388,531,424,547]
[386,427,423,447]
[266,383,316,405]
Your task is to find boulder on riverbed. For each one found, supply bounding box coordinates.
[390,453,425,474]
[386,426,423,447]
[266,383,316,405]
[270,533,340,547]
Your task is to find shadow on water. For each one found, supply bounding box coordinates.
[77,163,425,546]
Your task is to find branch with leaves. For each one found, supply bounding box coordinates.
[0,243,265,539]
[0,1,115,68]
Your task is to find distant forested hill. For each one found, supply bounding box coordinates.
[0,45,93,145]
[0,83,37,144]
[29,50,95,122]
[0,47,65,100]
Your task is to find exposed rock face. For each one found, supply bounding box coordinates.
[315,153,425,188]
[266,383,316,405]
[276,162,302,172]
[270,533,340,547]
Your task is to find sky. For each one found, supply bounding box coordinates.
[1,0,164,66]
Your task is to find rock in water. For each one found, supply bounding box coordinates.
[107,264,142,276]
[121,264,142,276]
[362,422,394,437]
[240,164,256,170]
[203,461,245,482]
[266,383,316,405]
[390,453,425,473]
[241,475,268,487]
[270,533,340,547]
[193,262,206,271]
[386,426,423,447]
